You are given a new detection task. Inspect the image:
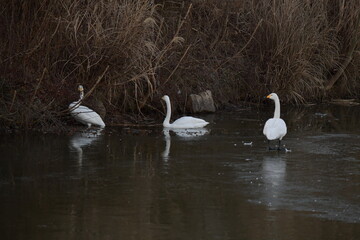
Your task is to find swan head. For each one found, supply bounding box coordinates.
[266,93,279,101]
[78,85,84,92]
[162,95,170,102]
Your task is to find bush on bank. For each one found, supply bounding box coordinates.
[0,0,359,130]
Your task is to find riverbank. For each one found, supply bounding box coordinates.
[1,0,360,131]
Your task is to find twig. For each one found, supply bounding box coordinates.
[9,90,17,112]
[64,66,109,114]
[325,55,353,91]
[30,68,47,106]
[155,3,193,67]
[215,19,263,71]
[83,65,109,100]
[326,12,360,91]
[163,44,192,85]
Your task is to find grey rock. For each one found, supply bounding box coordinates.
[188,90,216,113]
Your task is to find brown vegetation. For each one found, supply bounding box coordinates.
[0,0,360,131]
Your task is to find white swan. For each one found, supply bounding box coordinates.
[162,95,209,129]
[263,93,287,150]
[69,85,105,128]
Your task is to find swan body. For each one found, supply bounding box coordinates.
[263,118,287,140]
[162,95,209,129]
[69,85,105,128]
[263,93,287,147]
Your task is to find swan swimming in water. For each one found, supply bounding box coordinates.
[263,93,287,150]
[161,95,209,129]
[69,85,105,128]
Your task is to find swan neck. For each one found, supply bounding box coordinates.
[163,98,171,126]
[273,97,281,118]
[79,91,84,100]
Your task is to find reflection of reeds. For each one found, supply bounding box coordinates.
[1,0,360,130]
[285,104,360,134]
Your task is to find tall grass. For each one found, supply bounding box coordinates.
[0,0,359,130]
[0,0,166,130]
[164,0,360,103]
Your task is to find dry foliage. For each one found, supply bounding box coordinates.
[0,0,360,130]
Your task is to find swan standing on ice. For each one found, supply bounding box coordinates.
[161,95,209,129]
[69,85,106,128]
[263,93,287,150]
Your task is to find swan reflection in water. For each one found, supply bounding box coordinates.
[162,130,171,162]
[162,128,210,161]
[69,129,103,165]
[261,155,287,210]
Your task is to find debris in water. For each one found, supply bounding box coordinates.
[242,141,253,146]
[315,112,327,117]
[284,148,292,153]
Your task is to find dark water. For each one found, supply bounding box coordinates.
[0,104,359,240]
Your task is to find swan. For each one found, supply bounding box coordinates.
[69,85,105,128]
[161,95,209,129]
[263,93,287,150]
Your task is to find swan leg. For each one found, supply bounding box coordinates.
[268,140,285,151]
[277,139,286,151]
[277,139,281,150]
[268,140,277,151]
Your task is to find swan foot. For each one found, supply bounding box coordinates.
[277,146,286,151]
[267,146,286,151]
[268,146,279,151]
[267,140,278,151]
[267,140,287,152]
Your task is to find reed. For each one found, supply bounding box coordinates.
[0,0,359,131]
[163,0,360,103]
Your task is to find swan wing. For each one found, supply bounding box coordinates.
[263,118,287,140]
[69,104,105,127]
[170,116,209,128]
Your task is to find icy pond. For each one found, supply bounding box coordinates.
[0,103,359,239]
